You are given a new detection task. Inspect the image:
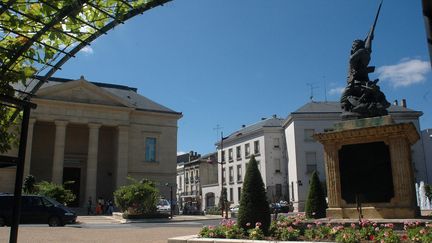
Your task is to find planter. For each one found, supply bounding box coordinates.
[167,235,334,243]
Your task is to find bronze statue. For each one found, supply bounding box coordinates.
[341,1,390,120]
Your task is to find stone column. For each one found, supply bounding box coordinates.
[52,120,68,184]
[116,125,129,188]
[389,136,414,207]
[23,118,36,178]
[324,143,342,208]
[85,123,101,203]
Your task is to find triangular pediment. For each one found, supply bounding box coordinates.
[36,79,132,107]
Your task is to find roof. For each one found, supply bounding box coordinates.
[292,101,420,114]
[25,76,181,115]
[217,116,284,145]
[284,101,423,127]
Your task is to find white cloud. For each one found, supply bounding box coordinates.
[177,151,187,156]
[328,87,345,96]
[80,46,94,55]
[377,59,431,88]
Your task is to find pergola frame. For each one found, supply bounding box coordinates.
[0,1,172,242]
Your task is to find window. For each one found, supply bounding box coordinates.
[221,150,226,162]
[185,172,189,184]
[273,138,280,148]
[195,170,199,182]
[276,184,282,198]
[236,146,241,160]
[145,137,157,161]
[229,166,234,183]
[237,164,242,182]
[228,148,233,162]
[190,171,194,184]
[245,143,250,157]
[238,187,242,201]
[254,140,260,154]
[274,158,281,173]
[229,188,234,202]
[179,177,182,189]
[306,151,317,174]
[222,168,226,184]
[304,129,315,142]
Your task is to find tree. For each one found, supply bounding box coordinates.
[237,155,271,234]
[305,171,327,219]
[113,178,159,215]
[23,174,36,194]
[218,187,227,215]
[35,181,76,205]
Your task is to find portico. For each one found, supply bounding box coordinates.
[1,76,182,206]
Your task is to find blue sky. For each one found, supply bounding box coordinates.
[56,0,432,155]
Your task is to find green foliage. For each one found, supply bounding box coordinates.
[0,1,167,152]
[35,181,76,205]
[305,171,327,219]
[113,178,159,215]
[205,206,221,215]
[23,174,36,194]
[334,228,361,243]
[199,219,244,239]
[237,155,271,234]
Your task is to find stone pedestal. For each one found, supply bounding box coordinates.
[314,116,420,219]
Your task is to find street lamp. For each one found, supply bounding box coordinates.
[208,132,228,219]
[165,183,174,219]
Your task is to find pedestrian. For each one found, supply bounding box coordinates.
[87,197,93,215]
[95,202,102,214]
[107,200,114,215]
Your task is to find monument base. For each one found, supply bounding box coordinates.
[327,207,417,219]
[314,116,421,219]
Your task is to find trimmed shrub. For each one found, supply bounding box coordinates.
[35,181,76,205]
[113,178,159,215]
[305,171,327,219]
[237,155,271,234]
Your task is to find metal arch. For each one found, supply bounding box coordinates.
[26,0,172,97]
[0,0,89,77]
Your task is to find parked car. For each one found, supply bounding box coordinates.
[0,194,77,227]
[156,199,171,214]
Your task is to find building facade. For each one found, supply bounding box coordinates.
[211,115,289,208]
[422,129,432,183]
[283,101,427,212]
[0,77,182,206]
[176,151,218,213]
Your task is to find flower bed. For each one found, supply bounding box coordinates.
[196,215,432,243]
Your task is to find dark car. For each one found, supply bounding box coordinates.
[0,194,77,227]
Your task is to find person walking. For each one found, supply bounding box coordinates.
[87,197,93,215]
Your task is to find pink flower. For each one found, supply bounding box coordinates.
[351,223,356,229]
[369,235,375,241]
[307,224,313,229]
[246,222,251,227]
[255,222,262,227]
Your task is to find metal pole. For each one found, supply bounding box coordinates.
[10,105,31,243]
[220,132,224,218]
[170,185,173,219]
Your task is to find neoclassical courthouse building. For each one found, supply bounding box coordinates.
[0,76,182,206]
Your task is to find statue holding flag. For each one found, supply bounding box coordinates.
[340,1,390,120]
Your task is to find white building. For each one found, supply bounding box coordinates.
[212,115,289,208]
[421,129,432,183]
[283,101,427,212]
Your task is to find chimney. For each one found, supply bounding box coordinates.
[242,125,246,128]
[272,114,277,118]
[401,99,407,108]
[261,118,266,121]
[393,100,398,106]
